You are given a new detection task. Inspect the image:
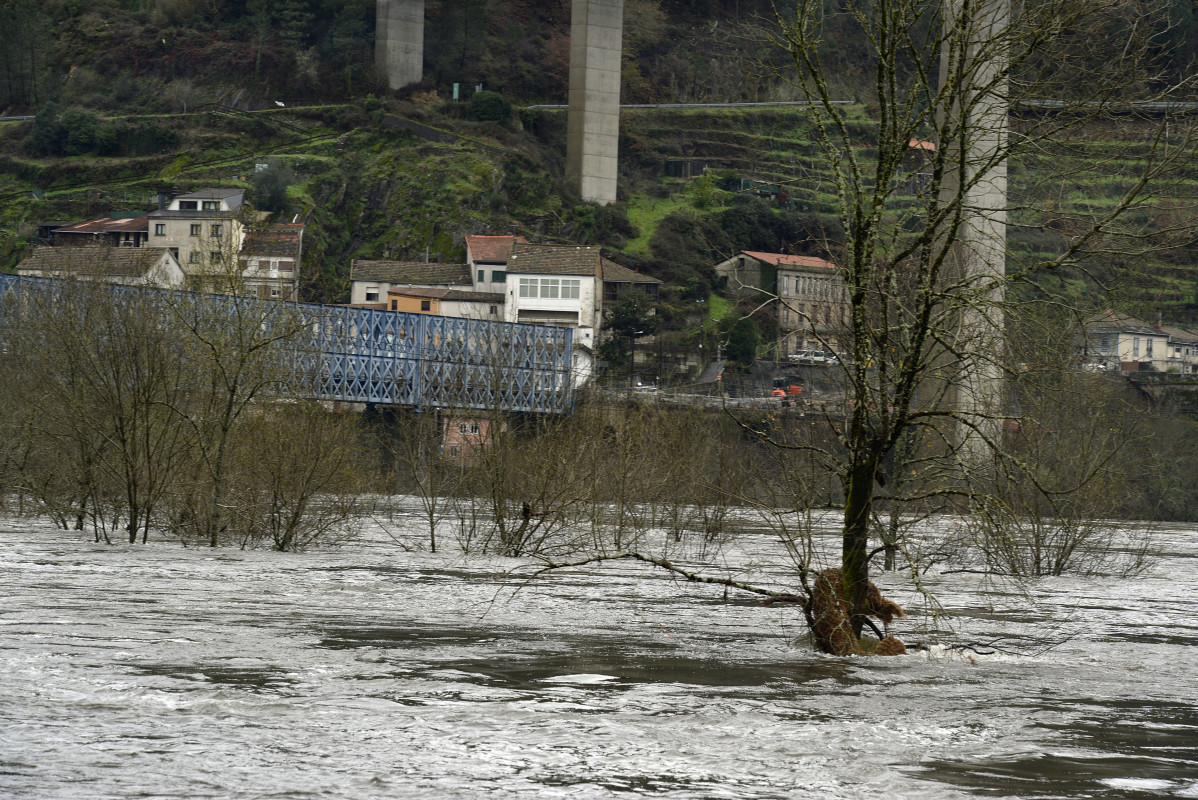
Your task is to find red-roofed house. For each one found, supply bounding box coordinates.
[713,250,836,300]
[53,216,150,248]
[775,252,847,358]
[466,234,527,294]
[717,250,847,358]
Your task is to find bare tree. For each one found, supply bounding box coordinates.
[747,0,1196,653]
[225,401,363,552]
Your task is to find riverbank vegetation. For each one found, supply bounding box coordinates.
[0,278,1181,562]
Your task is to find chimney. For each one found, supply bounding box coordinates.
[157,190,168,211]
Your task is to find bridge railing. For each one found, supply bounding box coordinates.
[0,275,574,413]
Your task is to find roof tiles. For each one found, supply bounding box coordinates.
[465,234,527,264]
[350,259,472,285]
[17,246,174,278]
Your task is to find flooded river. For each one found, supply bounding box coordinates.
[1,513,1197,799]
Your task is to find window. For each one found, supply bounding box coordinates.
[493,270,506,283]
[211,224,222,237]
[211,251,223,263]
[477,269,484,284]
[448,446,460,458]
[202,200,219,210]
[540,279,560,299]
[189,251,201,264]
[190,224,201,236]
[489,305,497,315]
[457,423,467,434]
[154,223,166,236]
[1133,337,1140,357]
[270,287,280,298]
[519,278,537,298]
[562,279,580,299]
[391,300,397,311]
[1146,339,1154,357]
[420,300,431,311]
[470,422,480,435]
[365,288,379,302]
[1099,335,1111,352]
[178,200,197,210]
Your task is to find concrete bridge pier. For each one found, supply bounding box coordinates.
[376,0,425,90]
[566,0,624,205]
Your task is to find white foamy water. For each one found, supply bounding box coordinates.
[1,513,1196,798]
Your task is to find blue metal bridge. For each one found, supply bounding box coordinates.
[0,275,575,414]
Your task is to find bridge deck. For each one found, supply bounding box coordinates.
[0,275,574,414]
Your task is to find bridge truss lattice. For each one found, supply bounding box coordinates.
[0,275,574,414]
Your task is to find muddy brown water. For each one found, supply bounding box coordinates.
[1,514,1196,798]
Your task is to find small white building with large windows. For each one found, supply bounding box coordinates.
[504,243,660,383]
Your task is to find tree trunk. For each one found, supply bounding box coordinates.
[841,454,877,639]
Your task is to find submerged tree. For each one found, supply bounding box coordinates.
[767,0,1193,653]
[529,0,1193,655]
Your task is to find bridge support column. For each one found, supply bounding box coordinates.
[940,0,1009,467]
[376,0,425,91]
[566,0,623,205]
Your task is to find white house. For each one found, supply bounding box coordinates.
[17,246,185,289]
[1158,325,1198,374]
[466,234,526,294]
[504,243,661,383]
[1084,311,1171,371]
[147,188,247,289]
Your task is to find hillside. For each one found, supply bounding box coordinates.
[1,0,1196,326]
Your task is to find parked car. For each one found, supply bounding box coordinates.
[788,349,835,365]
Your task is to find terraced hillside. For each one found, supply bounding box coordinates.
[588,104,1198,321]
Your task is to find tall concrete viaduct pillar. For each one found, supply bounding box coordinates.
[939,0,1009,464]
[376,0,425,91]
[566,0,624,205]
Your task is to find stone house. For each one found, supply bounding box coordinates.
[349,260,471,306]
[774,254,847,358]
[239,223,304,301]
[712,251,774,299]
[17,246,185,289]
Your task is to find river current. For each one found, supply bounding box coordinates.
[1,511,1196,799]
